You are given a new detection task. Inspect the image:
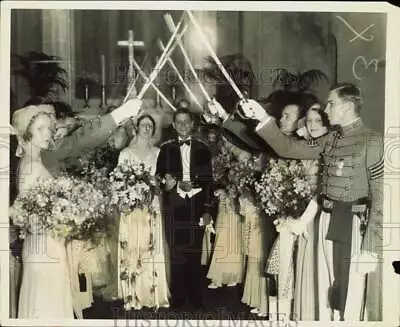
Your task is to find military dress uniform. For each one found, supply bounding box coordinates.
[255,117,384,321]
[41,114,119,175]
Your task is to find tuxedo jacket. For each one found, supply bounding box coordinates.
[156,137,213,213]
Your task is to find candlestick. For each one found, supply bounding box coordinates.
[84,84,90,108]
[172,86,176,101]
[101,54,106,86]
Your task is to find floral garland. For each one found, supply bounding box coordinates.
[10,176,107,242]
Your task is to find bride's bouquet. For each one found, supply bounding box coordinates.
[109,161,157,215]
[10,176,107,242]
[254,158,314,220]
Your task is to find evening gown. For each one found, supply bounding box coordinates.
[206,191,245,287]
[16,162,74,319]
[117,147,170,310]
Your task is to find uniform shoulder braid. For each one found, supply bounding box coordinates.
[365,128,384,180]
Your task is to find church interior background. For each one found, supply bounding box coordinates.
[8,9,387,320]
[10,10,386,134]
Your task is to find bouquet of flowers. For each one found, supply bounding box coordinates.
[212,139,262,199]
[109,161,157,215]
[257,159,314,293]
[255,158,314,220]
[212,142,236,187]
[10,176,107,242]
[66,145,119,195]
[226,153,261,199]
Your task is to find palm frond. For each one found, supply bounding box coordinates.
[297,69,329,92]
[272,69,299,91]
[11,51,68,99]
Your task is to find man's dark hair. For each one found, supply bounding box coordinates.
[173,107,193,122]
[280,102,305,120]
[330,82,363,115]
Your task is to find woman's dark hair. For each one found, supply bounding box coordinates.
[22,112,54,142]
[307,104,330,128]
[137,114,156,137]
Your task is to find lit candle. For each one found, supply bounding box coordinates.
[101,54,106,86]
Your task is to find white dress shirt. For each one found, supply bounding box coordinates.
[177,137,202,199]
[179,136,191,182]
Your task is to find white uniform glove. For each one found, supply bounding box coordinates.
[110,99,142,125]
[238,99,269,121]
[289,197,319,238]
[207,98,229,121]
[352,251,379,274]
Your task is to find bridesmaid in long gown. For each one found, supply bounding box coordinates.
[206,188,245,289]
[293,104,332,320]
[283,104,330,320]
[117,114,170,310]
[11,105,74,319]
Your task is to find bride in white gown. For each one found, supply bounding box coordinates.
[117,114,170,310]
[11,105,74,319]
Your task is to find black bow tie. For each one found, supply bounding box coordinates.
[179,139,191,146]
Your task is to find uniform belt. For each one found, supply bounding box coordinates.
[318,194,370,243]
[318,195,369,214]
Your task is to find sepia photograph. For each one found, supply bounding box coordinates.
[1,1,399,326]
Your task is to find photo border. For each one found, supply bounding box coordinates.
[1,1,399,326]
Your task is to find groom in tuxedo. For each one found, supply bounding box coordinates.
[156,107,213,310]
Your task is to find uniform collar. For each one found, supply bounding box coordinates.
[341,118,363,135]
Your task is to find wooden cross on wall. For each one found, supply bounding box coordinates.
[117,30,145,94]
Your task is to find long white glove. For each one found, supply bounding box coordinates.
[289,196,319,238]
[238,99,269,121]
[110,99,143,125]
[207,98,229,121]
